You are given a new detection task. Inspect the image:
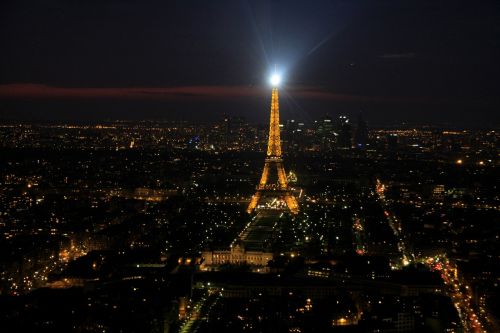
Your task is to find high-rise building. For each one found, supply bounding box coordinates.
[317,114,335,151]
[354,113,369,149]
[317,114,334,135]
[219,115,247,150]
[337,115,352,149]
[223,113,230,147]
[387,133,398,151]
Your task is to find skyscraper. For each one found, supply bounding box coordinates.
[317,114,335,151]
[337,115,352,149]
[354,113,369,149]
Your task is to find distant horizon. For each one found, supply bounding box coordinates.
[1,84,497,128]
[0,116,497,130]
[1,83,499,128]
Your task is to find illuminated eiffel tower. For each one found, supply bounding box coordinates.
[247,81,299,214]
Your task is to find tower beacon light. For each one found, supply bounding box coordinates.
[270,73,281,87]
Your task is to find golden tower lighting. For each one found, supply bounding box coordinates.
[247,74,299,214]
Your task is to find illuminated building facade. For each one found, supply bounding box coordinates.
[201,242,273,270]
[247,87,299,214]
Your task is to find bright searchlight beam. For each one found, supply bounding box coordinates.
[270,73,281,86]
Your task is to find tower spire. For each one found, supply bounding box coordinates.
[267,88,282,157]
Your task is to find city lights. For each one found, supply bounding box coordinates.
[0,121,497,331]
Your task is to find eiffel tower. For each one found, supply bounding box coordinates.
[247,83,299,214]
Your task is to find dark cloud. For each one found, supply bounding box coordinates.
[1,83,492,111]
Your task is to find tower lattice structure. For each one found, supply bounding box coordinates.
[247,87,299,214]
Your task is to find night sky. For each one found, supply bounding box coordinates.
[1,0,499,126]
